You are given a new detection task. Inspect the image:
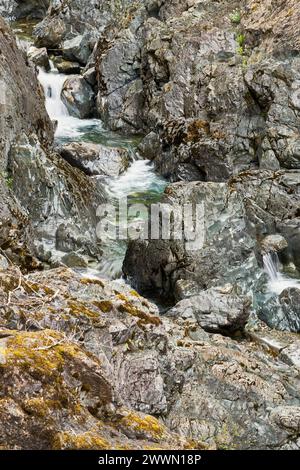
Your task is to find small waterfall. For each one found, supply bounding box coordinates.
[263,252,300,294]
[36,55,166,280]
[38,63,100,140]
[108,159,166,200]
[263,252,280,282]
[38,63,68,120]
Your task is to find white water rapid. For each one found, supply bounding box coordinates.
[263,252,300,295]
[38,62,166,279]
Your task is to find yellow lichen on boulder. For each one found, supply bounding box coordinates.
[53,431,112,450]
[119,411,166,441]
[117,294,162,327]
[4,330,84,377]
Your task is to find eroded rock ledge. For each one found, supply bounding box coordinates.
[0,262,299,450]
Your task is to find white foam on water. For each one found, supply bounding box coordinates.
[108,159,165,199]
[37,61,166,280]
[263,252,300,295]
[38,63,102,140]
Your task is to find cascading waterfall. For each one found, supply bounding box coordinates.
[37,60,166,279]
[38,63,101,140]
[263,252,300,295]
[38,62,69,119]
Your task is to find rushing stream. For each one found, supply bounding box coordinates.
[37,60,166,280]
[12,21,300,294]
[263,252,300,295]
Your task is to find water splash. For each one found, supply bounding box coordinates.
[38,63,102,140]
[263,252,300,295]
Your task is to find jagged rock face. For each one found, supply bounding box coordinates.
[30,1,300,175]
[87,0,300,178]
[8,135,104,264]
[0,265,300,450]
[32,0,137,50]
[123,170,300,330]
[0,16,52,268]
[0,17,104,267]
[124,176,262,299]
[0,17,53,169]
[0,0,49,20]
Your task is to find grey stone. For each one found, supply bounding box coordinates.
[27,46,50,70]
[59,142,132,177]
[61,76,94,118]
[62,34,92,65]
[167,285,251,334]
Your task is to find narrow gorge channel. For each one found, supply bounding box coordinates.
[14,20,166,281]
[0,0,300,455]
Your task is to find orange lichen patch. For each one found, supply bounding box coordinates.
[117,296,162,327]
[23,281,55,296]
[186,119,210,142]
[129,289,141,298]
[119,412,166,441]
[67,300,100,319]
[53,431,112,450]
[23,397,61,417]
[80,277,105,287]
[92,300,114,313]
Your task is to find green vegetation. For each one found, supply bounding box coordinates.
[0,171,13,189]
[230,10,241,24]
[236,33,246,56]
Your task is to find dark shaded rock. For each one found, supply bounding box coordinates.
[0,0,49,20]
[279,288,300,331]
[83,67,96,86]
[52,56,81,75]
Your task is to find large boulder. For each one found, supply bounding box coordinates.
[167,286,251,334]
[27,46,50,70]
[59,142,132,177]
[62,34,93,65]
[61,76,94,118]
[0,265,300,450]
[34,16,66,48]
[0,0,49,20]
[123,177,262,300]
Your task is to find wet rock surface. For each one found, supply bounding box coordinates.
[61,75,95,118]
[59,142,133,177]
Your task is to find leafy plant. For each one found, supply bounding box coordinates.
[237,33,245,48]
[230,10,241,24]
[236,33,246,55]
[0,171,13,189]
